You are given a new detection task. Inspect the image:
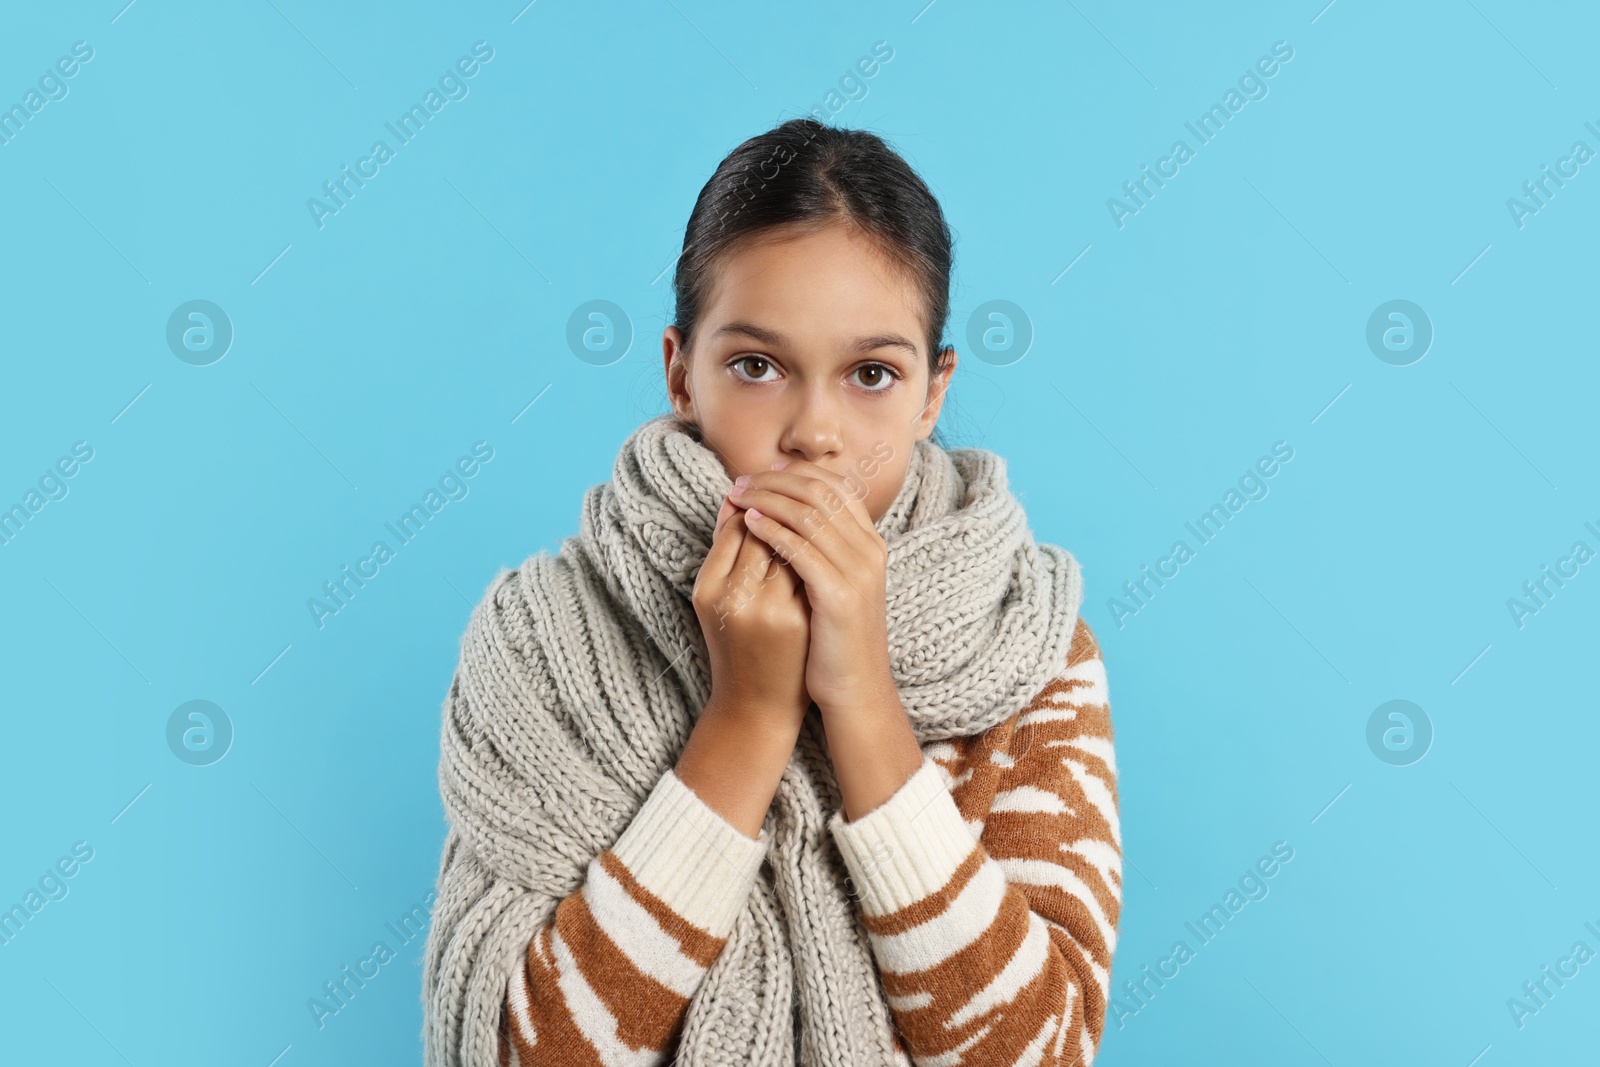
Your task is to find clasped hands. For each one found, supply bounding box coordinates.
[692,457,929,822]
[709,458,898,718]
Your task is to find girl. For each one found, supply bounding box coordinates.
[422,118,1121,1067]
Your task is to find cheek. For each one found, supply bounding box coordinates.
[691,400,762,474]
[859,457,909,520]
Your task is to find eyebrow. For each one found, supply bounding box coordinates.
[708,320,919,359]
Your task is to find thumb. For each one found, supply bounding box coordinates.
[714,495,734,536]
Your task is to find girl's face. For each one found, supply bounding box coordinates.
[663,221,955,525]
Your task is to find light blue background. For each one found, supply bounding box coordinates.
[2,1,1596,1063]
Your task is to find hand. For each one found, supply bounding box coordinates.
[690,491,813,736]
[727,459,897,714]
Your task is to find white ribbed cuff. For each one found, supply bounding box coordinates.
[610,768,770,939]
[828,754,979,917]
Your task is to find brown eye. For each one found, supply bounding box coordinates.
[854,362,900,392]
[730,355,778,383]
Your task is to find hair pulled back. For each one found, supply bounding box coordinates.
[671,119,956,439]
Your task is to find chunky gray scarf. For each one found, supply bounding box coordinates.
[422,412,1083,1066]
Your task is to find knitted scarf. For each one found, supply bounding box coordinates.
[422,411,1083,1066]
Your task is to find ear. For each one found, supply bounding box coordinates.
[663,326,695,423]
[916,347,957,439]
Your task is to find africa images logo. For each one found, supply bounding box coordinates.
[306,41,495,230]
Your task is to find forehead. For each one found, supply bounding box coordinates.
[698,223,926,346]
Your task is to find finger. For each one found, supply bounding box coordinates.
[729,508,777,592]
[741,505,842,598]
[730,507,801,607]
[749,460,881,542]
[699,495,750,588]
[731,485,866,581]
[767,552,799,594]
[731,473,877,570]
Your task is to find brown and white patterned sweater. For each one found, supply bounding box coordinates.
[497,617,1121,1066]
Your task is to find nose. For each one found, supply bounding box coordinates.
[777,383,843,463]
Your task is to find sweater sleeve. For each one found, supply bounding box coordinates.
[498,767,771,1066]
[826,618,1122,1066]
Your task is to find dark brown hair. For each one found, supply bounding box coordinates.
[671,118,955,447]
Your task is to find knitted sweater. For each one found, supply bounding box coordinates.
[496,617,1120,1066]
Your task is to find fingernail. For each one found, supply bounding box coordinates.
[772,460,788,470]
[734,474,750,488]
[746,508,763,522]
